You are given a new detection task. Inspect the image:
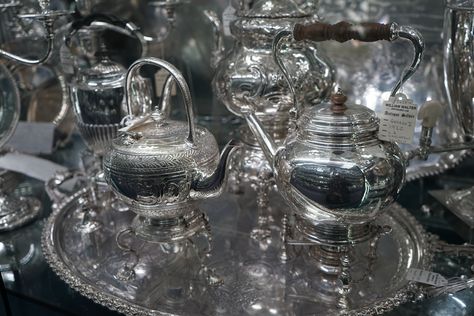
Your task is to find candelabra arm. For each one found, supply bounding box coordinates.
[0,15,55,65]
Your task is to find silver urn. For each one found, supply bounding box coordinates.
[209,0,335,187]
[212,0,334,131]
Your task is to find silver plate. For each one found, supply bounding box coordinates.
[42,185,434,316]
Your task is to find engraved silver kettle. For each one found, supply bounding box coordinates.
[103,57,239,219]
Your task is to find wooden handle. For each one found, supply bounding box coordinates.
[293,21,392,43]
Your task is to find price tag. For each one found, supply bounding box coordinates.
[6,121,55,155]
[223,3,237,36]
[406,268,448,287]
[378,93,417,144]
[154,69,177,97]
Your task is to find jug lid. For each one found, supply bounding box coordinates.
[239,0,317,18]
[75,55,125,89]
[298,91,379,138]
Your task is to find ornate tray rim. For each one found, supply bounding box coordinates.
[42,189,434,316]
[406,150,469,182]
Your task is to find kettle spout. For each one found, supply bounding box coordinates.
[191,139,241,199]
[204,10,225,69]
[242,108,278,166]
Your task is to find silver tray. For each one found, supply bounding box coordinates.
[42,187,434,316]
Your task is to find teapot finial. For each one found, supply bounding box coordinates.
[330,89,348,114]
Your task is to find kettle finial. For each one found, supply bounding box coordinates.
[330,89,348,114]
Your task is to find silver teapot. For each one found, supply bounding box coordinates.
[103,57,239,220]
[242,21,441,242]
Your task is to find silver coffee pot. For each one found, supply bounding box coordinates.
[205,0,335,190]
[242,21,443,244]
[210,0,334,134]
[66,18,150,158]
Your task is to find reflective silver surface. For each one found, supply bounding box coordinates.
[444,0,474,138]
[43,186,437,315]
[431,187,474,229]
[244,96,406,227]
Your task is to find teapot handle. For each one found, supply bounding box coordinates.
[124,57,196,144]
[290,21,424,97]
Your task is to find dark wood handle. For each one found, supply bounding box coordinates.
[293,21,392,42]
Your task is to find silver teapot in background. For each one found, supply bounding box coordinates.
[207,0,335,189]
[64,17,150,159]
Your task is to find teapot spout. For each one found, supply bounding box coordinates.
[242,109,278,166]
[191,139,241,199]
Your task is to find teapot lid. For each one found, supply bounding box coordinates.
[298,91,379,138]
[75,55,125,89]
[239,0,317,18]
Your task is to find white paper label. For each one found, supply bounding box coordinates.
[6,122,55,155]
[154,68,177,97]
[223,4,237,36]
[406,268,448,287]
[0,152,67,182]
[378,93,417,144]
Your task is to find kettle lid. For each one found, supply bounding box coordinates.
[299,91,379,138]
[113,111,217,157]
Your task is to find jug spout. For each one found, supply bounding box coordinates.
[242,107,278,166]
[204,10,225,69]
[191,139,241,199]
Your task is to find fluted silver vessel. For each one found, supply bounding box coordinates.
[444,0,474,139]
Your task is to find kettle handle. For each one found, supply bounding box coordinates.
[290,21,424,97]
[273,21,424,115]
[124,57,197,144]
